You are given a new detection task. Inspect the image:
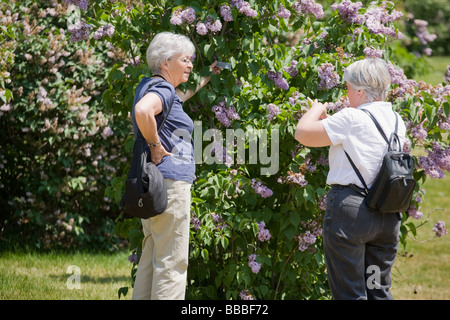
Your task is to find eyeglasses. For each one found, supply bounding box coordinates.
[171,58,193,65]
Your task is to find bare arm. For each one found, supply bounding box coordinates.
[176,75,211,101]
[134,92,171,164]
[295,98,332,147]
[176,61,221,101]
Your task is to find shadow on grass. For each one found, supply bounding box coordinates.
[49,273,129,284]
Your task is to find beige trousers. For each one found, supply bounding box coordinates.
[131,179,191,300]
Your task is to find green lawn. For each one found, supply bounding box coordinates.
[0,251,132,300]
[391,175,450,300]
[418,56,450,85]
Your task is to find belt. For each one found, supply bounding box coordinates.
[330,185,402,221]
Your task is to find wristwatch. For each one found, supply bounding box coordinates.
[149,140,161,148]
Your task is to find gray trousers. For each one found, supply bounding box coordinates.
[323,185,401,300]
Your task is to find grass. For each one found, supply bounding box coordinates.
[390,175,450,300]
[419,56,450,85]
[0,250,132,300]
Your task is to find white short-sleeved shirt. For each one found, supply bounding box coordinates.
[322,101,407,188]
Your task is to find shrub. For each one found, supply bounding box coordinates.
[0,0,129,250]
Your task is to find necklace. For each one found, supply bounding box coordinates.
[154,74,167,81]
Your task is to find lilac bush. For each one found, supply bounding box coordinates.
[94,0,447,300]
[0,0,128,250]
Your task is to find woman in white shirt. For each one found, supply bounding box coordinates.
[295,58,406,300]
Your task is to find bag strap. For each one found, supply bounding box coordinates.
[362,109,401,151]
[344,108,399,193]
[344,150,369,194]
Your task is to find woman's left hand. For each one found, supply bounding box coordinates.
[210,61,222,75]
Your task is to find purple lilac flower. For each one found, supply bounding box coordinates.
[297,231,317,251]
[257,221,271,242]
[170,11,183,25]
[267,71,289,90]
[170,7,196,25]
[65,0,89,10]
[419,156,445,179]
[285,60,298,77]
[128,253,138,264]
[305,155,316,172]
[181,7,196,23]
[231,0,258,18]
[363,46,384,58]
[37,86,54,109]
[212,101,239,127]
[293,0,324,19]
[433,221,448,237]
[248,254,261,273]
[318,194,327,211]
[408,205,423,219]
[101,126,114,139]
[414,19,437,45]
[423,48,433,56]
[318,63,340,90]
[296,219,322,252]
[332,1,403,38]
[414,19,436,55]
[220,5,233,21]
[444,66,450,84]
[387,62,417,97]
[267,103,281,121]
[205,16,222,33]
[407,120,428,141]
[239,290,255,300]
[251,179,273,198]
[211,212,228,230]
[277,4,291,19]
[289,91,301,105]
[68,21,93,42]
[196,22,208,35]
[93,24,115,40]
[191,215,201,230]
[331,0,364,24]
[364,3,403,38]
[429,143,450,172]
[277,171,308,187]
[417,143,450,179]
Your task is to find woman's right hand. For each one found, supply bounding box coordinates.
[150,144,172,165]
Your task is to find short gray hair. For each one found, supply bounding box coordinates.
[146,31,195,74]
[343,58,391,102]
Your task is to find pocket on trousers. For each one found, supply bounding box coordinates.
[341,195,374,239]
[323,189,338,234]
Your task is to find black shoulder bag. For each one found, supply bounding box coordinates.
[345,109,416,213]
[120,80,175,219]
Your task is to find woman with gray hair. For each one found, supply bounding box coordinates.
[131,31,220,300]
[295,58,406,300]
